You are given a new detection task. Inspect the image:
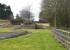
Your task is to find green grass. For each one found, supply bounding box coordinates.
[0,29,67,50]
[0,28,13,32]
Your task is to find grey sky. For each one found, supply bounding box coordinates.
[0,0,42,21]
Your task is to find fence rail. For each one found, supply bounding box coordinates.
[53,29,70,50]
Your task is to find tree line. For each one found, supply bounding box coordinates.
[11,7,34,25]
[40,0,69,29]
[0,3,34,25]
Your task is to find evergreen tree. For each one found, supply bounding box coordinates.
[0,3,13,20]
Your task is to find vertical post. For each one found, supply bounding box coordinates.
[54,1,57,29]
[54,16,56,28]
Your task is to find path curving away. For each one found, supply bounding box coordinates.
[0,31,31,39]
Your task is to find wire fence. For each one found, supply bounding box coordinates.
[53,29,70,50]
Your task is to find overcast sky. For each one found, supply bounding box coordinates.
[0,0,42,21]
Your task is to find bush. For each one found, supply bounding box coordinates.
[10,19,23,25]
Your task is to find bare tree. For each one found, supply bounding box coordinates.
[20,7,34,24]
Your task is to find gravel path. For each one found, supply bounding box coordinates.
[0,32,30,39]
